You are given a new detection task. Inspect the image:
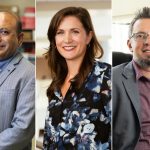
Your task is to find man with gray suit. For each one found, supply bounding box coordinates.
[113,7,150,149]
[0,11,35,150]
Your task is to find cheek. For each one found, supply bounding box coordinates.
[75,36,88,46]
[80,40,88,48]
[132,42,143,51]
[55,41,63,53]
[55,36,63,45]
[7,36,18,45]
[55,39,63,54]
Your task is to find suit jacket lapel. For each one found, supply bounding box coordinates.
[0,52,23,87]
[122,62,141,124]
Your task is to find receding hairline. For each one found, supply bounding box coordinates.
[0,10,21,34]
[0,10,20,21]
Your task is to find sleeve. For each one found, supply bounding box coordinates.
[0,76,35,150]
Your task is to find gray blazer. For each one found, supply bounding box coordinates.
[0,52,35,150]
[113,62,141,150]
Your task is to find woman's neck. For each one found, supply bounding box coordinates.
[66,59,83,79]
[60,59,83,98]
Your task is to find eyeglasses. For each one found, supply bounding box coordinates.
[130,32,149,42]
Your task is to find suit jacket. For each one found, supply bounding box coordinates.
[113,61,141,150]
[0,52,35,150]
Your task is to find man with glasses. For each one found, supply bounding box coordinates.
[0,11,35,150]
[113,7,150,149]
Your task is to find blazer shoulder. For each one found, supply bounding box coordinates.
[17,57,35,75]
[113,62,128,73]
[9,56,35,86]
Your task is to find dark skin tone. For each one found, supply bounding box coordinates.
[0,12,23,60]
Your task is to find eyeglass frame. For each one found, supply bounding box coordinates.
[130,32,150,42]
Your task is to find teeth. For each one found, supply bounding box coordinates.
[143,50,150,52]
[63,46,75,50]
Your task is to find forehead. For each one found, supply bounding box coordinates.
[0,12,17,29]
[133,18,150,32]
[58,16,83,29]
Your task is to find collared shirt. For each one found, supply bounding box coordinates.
[133,61,150,150]
[0,53,16,73]
[43,60,111,150]
[0,57,12,73]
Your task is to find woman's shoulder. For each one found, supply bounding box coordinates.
[86,59,111,80]
[94,59,111,70]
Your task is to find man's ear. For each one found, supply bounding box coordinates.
[127,39,133,52]
[17,32,24,47]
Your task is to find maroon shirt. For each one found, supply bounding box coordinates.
[133,61,150,150]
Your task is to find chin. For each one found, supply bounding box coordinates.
[136,57,150,68]
[63,55,76,60]
[65,57,75,61]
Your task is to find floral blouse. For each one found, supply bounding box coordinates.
[43,60,111,150]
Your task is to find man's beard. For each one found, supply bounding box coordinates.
[135,55,150,69]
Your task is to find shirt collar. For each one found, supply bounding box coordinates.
[132,60,147,80]
[0,51,17,71]
[0,56,13,70]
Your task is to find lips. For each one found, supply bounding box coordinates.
[142,49,150,53]
[63,46,76,51]
[0,44,6,49]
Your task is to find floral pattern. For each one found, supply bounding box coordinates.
[43,60,111,150]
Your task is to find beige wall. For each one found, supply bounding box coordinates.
[113,0,150,23]
[0,0,35,16]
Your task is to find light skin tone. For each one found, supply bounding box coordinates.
[55,16,92,98]
[0,12,23,60]
[127,19,150,78]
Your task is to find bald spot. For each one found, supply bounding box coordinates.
[0,12,19,34]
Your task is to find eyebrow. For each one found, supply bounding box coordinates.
[134,31,147,34]
[0,28,9,30]
[57,28,80,31]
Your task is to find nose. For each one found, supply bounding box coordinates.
[144,34,150,45]
[64,33,72,43]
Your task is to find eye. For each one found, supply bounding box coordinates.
[72,30,79,34]
[0,29,9,35]
[56,30,64,35]
[135,33,145,39]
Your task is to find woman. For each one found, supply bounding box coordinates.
[43,7,111,150]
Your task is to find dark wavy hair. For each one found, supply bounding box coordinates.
[129,7,150,37]
[46,7,104,100]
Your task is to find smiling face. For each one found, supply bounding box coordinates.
[0,12,23,60]
[55,16,92,63]
[127,19,150,68]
